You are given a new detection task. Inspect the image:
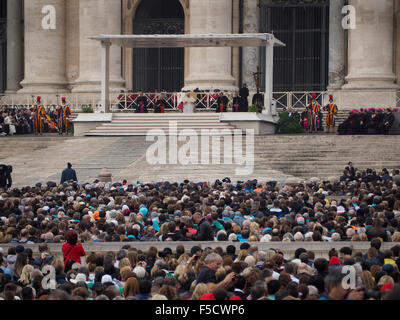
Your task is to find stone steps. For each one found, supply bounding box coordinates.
[84,113,241,136]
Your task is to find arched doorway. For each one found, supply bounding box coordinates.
[132,0,185,92]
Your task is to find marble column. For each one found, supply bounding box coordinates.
[19,0,67,93]
[72,0,124,93]
[183,0,236,91]
[242,0,259,91]
[343,0,398,89]
[395,0,400,87]
[66,0,80,90]
[327,0,346,90]
[6,0,23,93]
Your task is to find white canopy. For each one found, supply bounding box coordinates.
[89,33,285,114]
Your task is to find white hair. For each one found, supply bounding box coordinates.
[260,234,271,242]
[133,266,146,279]
[205,253,222,264]
[244,255,256,267]
[294,232,304,241]
[331,232,341,241]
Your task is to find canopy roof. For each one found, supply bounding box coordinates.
[88,33,285,48]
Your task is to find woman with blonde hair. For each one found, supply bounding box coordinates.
[18,264,34,286]
[120,266,133,283]
[122,276,139,298]
[377,275,395,288]
[119,257,132,270]
[190,283,209,300]
[360,270,375,291]
[235,249,248,262]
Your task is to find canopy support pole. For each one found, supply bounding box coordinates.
[101,40,111,113]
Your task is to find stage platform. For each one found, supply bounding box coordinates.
[73,112,279,136]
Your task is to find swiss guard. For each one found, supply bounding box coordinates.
[32,96,46,136]
[59,97,71,135]
[308,93,321,133]
[324,94,338,133]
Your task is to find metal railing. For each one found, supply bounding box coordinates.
[110,92,239,112]
[2,90,400,112]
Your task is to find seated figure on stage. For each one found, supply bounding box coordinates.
[154,94,166,113]
[215,92,229,113]
[182,92,196,113]
[135,91,148,113]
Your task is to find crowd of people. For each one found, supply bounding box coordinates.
[1,238,400,300]
[0,106,61,136]
[0,163,400,299]
[338,108,399,135]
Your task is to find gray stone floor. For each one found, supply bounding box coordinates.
[0,134,399,187]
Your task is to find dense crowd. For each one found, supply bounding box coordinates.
[1,240,400,300]
[0,106,59,136]
[0,165,400,299]
[1,165,400,245]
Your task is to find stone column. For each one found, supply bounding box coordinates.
[242,0,259,91]
[72,0,124,93]
[6,0,23,93]
[183,0,236,91]
[343,0,398,90]
[19,0,67,93]
[327,0,346,90]
[65,0,79,90]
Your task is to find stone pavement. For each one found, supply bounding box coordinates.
[0,134,399,187]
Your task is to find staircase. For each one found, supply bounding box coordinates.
[84,113,238,136]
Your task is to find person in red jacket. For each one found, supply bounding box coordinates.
[62,230,86,266]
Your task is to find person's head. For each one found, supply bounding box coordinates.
[205,253,223,272]
[371,238,382,251]
[67,163,72,169]
[66,230,78,245]
[250,280,266,300]
[21,286,36,300]
[325,266,351,300]
[192,213,203,224]
[192,283,209,300]
[123,277,139,298]
[138,279,152,295]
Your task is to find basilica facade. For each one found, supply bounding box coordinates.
[1,0,400,109]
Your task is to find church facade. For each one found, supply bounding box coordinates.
[1,0,400,109]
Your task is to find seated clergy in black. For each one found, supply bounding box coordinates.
[215,92,229,113]
[135,91,148,113]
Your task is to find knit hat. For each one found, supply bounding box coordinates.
[336,206,346,214]
[329,256,341,266]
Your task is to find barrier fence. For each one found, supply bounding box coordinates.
[1,90,400,112]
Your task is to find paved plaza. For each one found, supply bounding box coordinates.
[0,134,399,188]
